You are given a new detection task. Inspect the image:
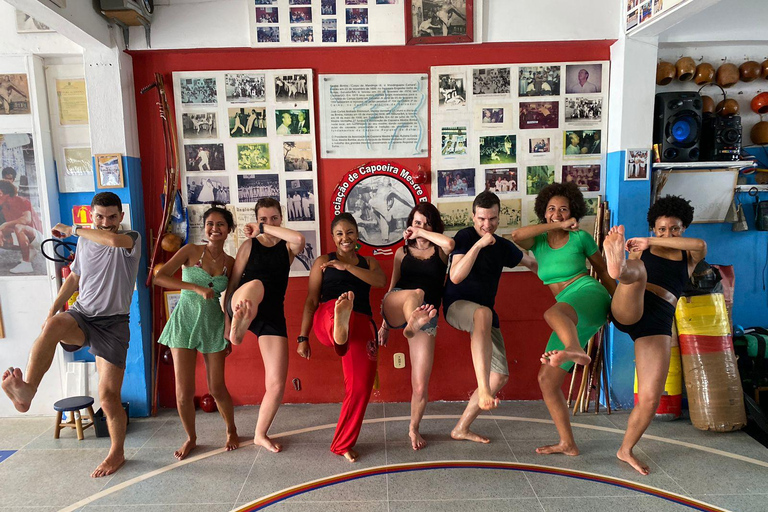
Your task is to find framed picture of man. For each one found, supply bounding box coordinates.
[406,0,473,45]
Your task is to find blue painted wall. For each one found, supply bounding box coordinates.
[56,156,151,417]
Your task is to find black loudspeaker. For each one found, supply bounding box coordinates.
[701,113,742,161]
[654,92,703,162]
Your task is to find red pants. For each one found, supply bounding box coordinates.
[313,300,378,455]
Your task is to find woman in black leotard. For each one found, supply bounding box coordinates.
[603,195,706,475]
[378,203,454,451]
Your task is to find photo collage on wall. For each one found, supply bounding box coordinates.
[173,69,320,276]
[626,0,683,31]
[430,61,608,260]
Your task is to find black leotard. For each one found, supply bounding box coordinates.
[320,252,373,316]
[394,244,448,309]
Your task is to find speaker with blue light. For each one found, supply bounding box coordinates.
[654,92,703,162]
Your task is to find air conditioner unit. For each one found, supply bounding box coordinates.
[99,0,154,48]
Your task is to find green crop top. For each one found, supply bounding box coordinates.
[530,230,599,285]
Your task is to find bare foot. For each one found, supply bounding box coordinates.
[617,448,650,475]
[451,427,490,444]
[254,434,281,453]
[477,389,499,411]
[409,429,427,450]
[91,454,125,478]
[604,225,627,280]
[541,349,591,367]
[404,304,437,339]
[230,300,252,344]
[342,449,358,462]
[333,292,354,345]
[536,441,579,456]
[174,438,197,460]
[2,367,34,413]
[225,431,240,452]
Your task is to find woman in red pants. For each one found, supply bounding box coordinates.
[297,213,387,461]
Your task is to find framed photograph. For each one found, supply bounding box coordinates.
[187,175,231,204]
[285,179,316,221]
[518,66,560,96]
[485,168,518,194]
[479,135,515,164]
[406,0,473,45]
[441,126,467,156]
[437,168,475,198]
[437,72,467,108]
[625,149,650,180]
[562,164,601,191]
[564,130,602,156]
[95,153,124,189]
[164,291,181,318]
[528,138,550,154]
[519,101,559,129]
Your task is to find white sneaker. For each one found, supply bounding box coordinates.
[9,261,33,274]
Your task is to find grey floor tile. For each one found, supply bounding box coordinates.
[22,415,168,451]
[82,505,234,512]
[388,467,537,501]
[496,414,619,442]
[384,417,464,444]
[267,403,386,446]
[389,498,545,512]
[540,496,696,512]
[386,438,514,465]
[692,493,768,512]
[264,500,388,512]
[0,417,54,449]
[382,400,474,418]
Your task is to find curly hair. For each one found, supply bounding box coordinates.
[647,195,694,228]
[407,202,445,234]
[533,182,587,221]
[203,204,235,230]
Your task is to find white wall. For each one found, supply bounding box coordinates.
[0,2,82,56]
[658,0,768,44]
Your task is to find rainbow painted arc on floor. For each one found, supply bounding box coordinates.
[233,460,728,512]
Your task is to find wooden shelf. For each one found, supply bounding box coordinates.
[653,161,757,170]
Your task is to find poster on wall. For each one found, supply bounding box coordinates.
[626,0,684,32]
[0,74,30,115]
[0,134,45,276]
[56,78,88,125]
[57,146,95,193]
[319,74,428,158]
[173,68,320,276]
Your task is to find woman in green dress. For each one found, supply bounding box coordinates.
[154,205,238,460]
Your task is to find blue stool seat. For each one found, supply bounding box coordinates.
[53,396,95,440]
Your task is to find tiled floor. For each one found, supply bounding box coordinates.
[0,401,765,511]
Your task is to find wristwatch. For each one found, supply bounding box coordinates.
[259,222,265,235]
[72,225,79,237]
[297,335,309,344]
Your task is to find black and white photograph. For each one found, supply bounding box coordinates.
[498,198,522,229]
[291,26,314,42]
[438,200,473,231]
[485,168,518,193]
[346,0,368,4]
[228,107,267,138]
[438,72,466,108]
[187,176,231,204]
[563,164,601,191]
[625,149,650,180]
[564,130,602,156]
[344,175,415,247]
[473,67,510,95]
[237,174,279,202]
[274,74,309,102]
[290,0,312,4]
[565,64,602,94]
[275,109,311,135]
[237,143,271,171]
[0,74,30,116]
[291,230,318,273]
[322,19,338,42]
[528,138,550,154]
[255,0,276,3]
[519,101,559,129]
[518,66,561,96]
[346,8,368,24]
[225,73,265,103]
[526,165,555,195]
[441,126,467,156]
[347,27,368,42]
[481,108,504,124]
[181,113,218,139]
[257,27,280,43]
[411,0,469,39]
[290,7,312,23]
[564,97,603,123]
[285,179,316,221]
[184,144,225,172]
[479,135,516,164]
[284,141,313,171]
[438,168,475,198]
[626,8,638,29]
[322,0,337,15]
[180,78,217,105]
[256,7,279,23]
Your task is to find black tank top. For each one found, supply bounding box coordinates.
[395,244,448,309]
[641,249,689,299]
[320,252,372,316]
[240,238,290,311]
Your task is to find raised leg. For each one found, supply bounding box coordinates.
[91,357,126,478]
[230,280,264,345]
[203,349,239,453]
[451,371,508,443]
[333,292,355,346]
[408,331,435,450]
[605,225,647,326]
[251,335,288,453]
[381,288,423,333]
[468,306,498,411]
[171,347,198,460]
[536,364,579,456]
[540,303,591,368]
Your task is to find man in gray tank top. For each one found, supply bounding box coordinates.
[2,192,141,478]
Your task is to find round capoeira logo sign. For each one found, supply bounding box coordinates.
[332,161,427,256]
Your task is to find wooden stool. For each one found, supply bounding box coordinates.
[53,396,95,440]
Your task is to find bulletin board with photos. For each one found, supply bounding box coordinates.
[430,61,608,257]
[172,69,320,277]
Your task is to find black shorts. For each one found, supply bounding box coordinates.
[226,295,288,338]
[61,310,130,369]
[610,291,676,342]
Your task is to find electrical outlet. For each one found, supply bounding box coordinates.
[394,352,405,369]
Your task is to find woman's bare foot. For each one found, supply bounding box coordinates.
[254,434,282,453]
[617,448,650,475]
[225,431,240,452]
[541,349,591,367]
[230,300,252,344]
[341,449,358,462]
[536,441,579,456]
[91,453,125,478]
[450,427,490,444]
[477,388,499,411]
[1,368,34,413]
[604,225,627,280]
[174,438,197,460]
[409,428,427,450]
[333,292,354,345]
[404,305,437,339]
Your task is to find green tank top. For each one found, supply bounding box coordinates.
[530,230,599,285]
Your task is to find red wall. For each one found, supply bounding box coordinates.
[129,41,612,407]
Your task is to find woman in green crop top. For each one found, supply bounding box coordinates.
[512,182,614,457]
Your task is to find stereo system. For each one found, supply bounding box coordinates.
[701,113,742,161]
[654,92,703,162]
